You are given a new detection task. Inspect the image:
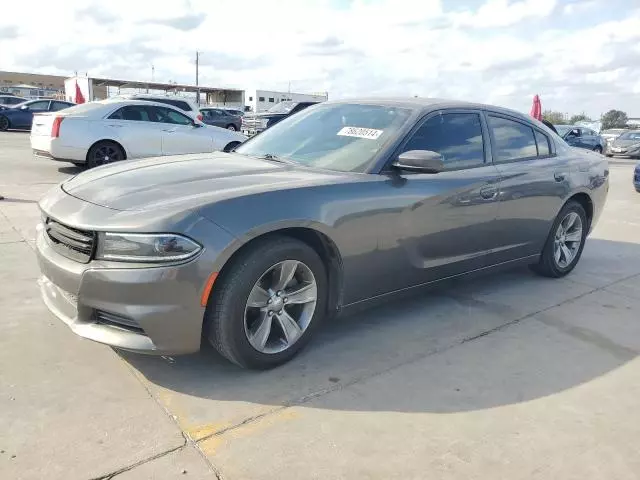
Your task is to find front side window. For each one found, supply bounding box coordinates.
[235,103,413,173]
[401,112,485,169]
[489,115,537,162]
[153,106,193,125]
[23,100,50,111]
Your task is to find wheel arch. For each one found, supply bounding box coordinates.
[208,225,344,319]
[566,191,594,229]
[223,140,241,152]
[85,139,128,161]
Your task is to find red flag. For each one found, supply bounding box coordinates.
[74,81,86,104]
[530,94,542,121]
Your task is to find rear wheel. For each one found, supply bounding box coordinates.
[0,115,10,131]
[531,200,587,278]
[223,141,241,152]
[593,146,603,154]
[87,141,125,169]
[206,236,327,369]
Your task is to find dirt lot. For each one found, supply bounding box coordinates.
[1,131,639,480]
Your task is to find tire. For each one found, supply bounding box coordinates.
[205,236,327,369]
[593,146,603,154]
[72,162,85,168]
[226,124,237,131]
[86,141,125,169]
[605,153,613,157]
[530,200,588,278]
[223,141,241,152]
[0,115,10,131]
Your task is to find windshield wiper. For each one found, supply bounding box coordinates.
[257,153,296,165]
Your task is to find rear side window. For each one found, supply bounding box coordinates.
[109,105,153,121]
[488,116,537,162]
[137,97,192,112]
[51,101,72,112]
[401,112,485,169]
[535,130,550,156]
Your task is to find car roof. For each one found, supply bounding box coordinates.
[324,97,543,125]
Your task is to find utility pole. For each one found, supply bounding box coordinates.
[195,51,201,106]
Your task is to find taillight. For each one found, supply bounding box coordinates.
[51,117,64,138]
[197,114,203,122]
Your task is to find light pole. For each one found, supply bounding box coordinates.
[195,51,202,106]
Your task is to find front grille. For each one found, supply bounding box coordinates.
[45,218,95,263]
[94,310,144,334]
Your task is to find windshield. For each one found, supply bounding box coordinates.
[554,125,571,136]
[618,131,640,141]
[266,101,299,114]
[235,103,413,173]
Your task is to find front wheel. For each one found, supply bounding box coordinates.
[0,115,10,131]
[531,200,587,278]
[226,124,237,131]
[205,236,327,369]
[593,146,603,154]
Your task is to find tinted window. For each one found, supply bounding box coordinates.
[152,106,192,125]
[203,109,221,118]
[137,97,191,112]
[402,113,485,169]
[51,101,72,112]
[25,101,50,111]
[535,130,550,156]
[8,97,25,105]
[489,116,537,162]
[109,105,153,121]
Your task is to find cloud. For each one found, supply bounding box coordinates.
[1,0,639,117]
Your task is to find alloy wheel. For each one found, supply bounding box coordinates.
[0,116,9,131]
[553,211,583,268]
[93,144,122,166]
[244,260,318,354]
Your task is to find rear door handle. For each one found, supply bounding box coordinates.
[480,185,498,200]
[554,171,567,182]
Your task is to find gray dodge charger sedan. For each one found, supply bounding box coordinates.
[36,98,609,369]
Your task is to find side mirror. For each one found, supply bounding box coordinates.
[392,150,444,174]
[193,121,203,128]
[20,105,29,110]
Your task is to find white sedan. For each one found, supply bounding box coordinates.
[30,99,248,168]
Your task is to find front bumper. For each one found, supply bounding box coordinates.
[36,224,208,355]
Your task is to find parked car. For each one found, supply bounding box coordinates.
[200,107,242,131]
[241,100,320,136]
[0,94,27,110]
[607,130,640,158]
[0,99,74,131]
[30,99,247,168]
[35,98,608,369]
[634,162,640,192]
[600,128,626,145]
[554,125,606,153]
[114,94,203,122]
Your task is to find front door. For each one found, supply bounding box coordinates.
[105,105,163,158]
[342,110,502,303]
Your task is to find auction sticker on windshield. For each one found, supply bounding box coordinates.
[337,126,383,140]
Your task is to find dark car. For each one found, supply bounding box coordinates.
[200,108,242,131]
[0,94,28,110]
[554,125,606,153]
[0,99,75,131]
[241,101,320,136]
[36,98,608,369]
[221,108,245,117]
[607,130,640,158]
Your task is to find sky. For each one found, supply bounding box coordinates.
[1,0,640,118]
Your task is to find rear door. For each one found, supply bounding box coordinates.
[15,100,50,128]
[152,106,213,155]
[105,105,163,158]
[484,113,566,265]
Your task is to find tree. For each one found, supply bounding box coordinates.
[569,113,591,124]
[542,110,566,125]
[601,110,628,130]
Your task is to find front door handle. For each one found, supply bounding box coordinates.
[480,185,498,200]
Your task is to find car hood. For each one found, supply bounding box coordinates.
[612,139,640,148]
[61,152,347,212]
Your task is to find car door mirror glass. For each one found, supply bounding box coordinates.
[393,150,444,174]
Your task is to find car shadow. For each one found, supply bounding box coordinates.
[57,165,83,174]
[120,238,640,415]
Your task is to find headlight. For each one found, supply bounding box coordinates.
[96,232,202,263]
